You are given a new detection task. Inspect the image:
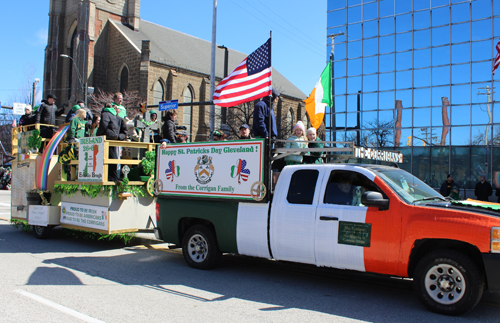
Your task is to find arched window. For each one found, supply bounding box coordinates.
[183,86,193,136]
[153,80,164,105]
[120,66,129,93]
[68,28,78,100]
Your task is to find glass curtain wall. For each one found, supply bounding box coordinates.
[327,0,500,189]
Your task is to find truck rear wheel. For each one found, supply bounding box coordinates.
[31,225,52,239]
[182,224,221,269]
[414,249,484,315]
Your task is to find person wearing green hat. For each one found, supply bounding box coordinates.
[65,102,83,123]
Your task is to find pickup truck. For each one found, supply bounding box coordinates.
[154,140,500,316]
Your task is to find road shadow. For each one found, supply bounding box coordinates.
[40,246,500,323]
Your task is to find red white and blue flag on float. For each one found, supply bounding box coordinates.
[165,160,180,181]
[230,159,250,184]
[494,38,500,75]
[213,38,272,107]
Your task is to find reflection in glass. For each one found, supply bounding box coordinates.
[396,0,411,14]
[379,72,395,91]
[431,127,444,145]
[379,35,395,54]
[432,46,450,66]
[396,14,412,33]
[348,5,362,24]
[335,95,346,113]
[363,20,378,38]
[451,3,470,24]
[379,53,395,72]
[348,40,362,59]
[396,51,412,70]
[414,1,430,11]
[472,0,491,20]
[451,147,471,189]
[451,84,470,105]
[396,32,412,51]
[348,23,362,41]
[472,62,493,83]
[414,68,431,88]
[432,26,450,46]
[451,22,470,44]
[440,97,451,145]
[451,65,470,85]
[472,104,491,125]
[472,19,491,41]
[363,2,378,21]
[413,147,431,184]
[414,107,431,127]
[363,38,377,56]
[451,43,470,64]
[379,91,394,110]
[347,112,359,128]
[396,70,412,89]
[347,76,361,94]
[362,73,378,92]
[394,100,403,146]
[414,10,431,30]
[362,93,377,111]
[432,86,450,106]
[451,125,470,145]
[347,94,359,112]
[432,6,450,27]
[414,88,431,107]
[379,17,395,35]
[348,58,362,75]
[471,146,490,183]
[328,9,347,27]
[336,113,346,128]
[451,105,471,126]
[414,48,431,68]
[414,29,431,49]
[432,66,450,86]
[379,1,394,18]
[472,40,492,62]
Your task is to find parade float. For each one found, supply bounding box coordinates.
[11,121,158,238]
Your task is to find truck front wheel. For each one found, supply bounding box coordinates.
[414,250,484,315]
[182,224,221,269]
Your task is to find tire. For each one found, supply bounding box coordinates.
[414,249,484,315]
[182,224,221,269]
[31,225,52,239]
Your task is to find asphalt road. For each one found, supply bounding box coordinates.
[1,191,500,322]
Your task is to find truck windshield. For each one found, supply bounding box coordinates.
[375,168,444,204]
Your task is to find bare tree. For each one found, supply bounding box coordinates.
[363,119,395,147]
[88,89,145,119]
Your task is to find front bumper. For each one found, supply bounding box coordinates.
[482,253,500,291]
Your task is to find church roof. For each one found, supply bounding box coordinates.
[111,20,306,100]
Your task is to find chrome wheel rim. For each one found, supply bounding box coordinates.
[424,264,465,305]
[187,234,208,263]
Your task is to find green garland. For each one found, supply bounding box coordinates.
[28,129,42,150]
[141,151,156,176]
[54,184,79,196]
[118,178,130,194]
[80,185,107,199]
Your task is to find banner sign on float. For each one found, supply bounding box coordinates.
[156,139,265,200]
[60,202,109,231]
[353,146,403,163]
[78,136,105,182]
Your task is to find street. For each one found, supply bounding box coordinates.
[1,191,500,322]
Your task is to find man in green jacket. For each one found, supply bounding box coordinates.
[112,92,128,120]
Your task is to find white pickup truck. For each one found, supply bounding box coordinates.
[154,139,500,316]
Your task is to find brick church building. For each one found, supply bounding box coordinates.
[43,0,307,141]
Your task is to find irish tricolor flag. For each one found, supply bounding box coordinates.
[304,62,332,129]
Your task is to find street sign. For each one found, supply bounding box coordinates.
[13,102,27,115]
[159,100,178,111]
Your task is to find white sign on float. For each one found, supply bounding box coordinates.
[60,202,109,231]
[13,102,27,115]
[28,205,49,226]
[78,136,105,182]
[156,139,265,200]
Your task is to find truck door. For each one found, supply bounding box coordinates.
[314,168,381,271]
[269,168,325,265]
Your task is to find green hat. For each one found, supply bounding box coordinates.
[149,110,157,115]
[72,104,82,112]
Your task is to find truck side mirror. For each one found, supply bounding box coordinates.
[361,191,389,209]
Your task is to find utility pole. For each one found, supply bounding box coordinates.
[218,45,228,125]
[209,0,217,140]
[327,32,344,146]
[32,78,40,108]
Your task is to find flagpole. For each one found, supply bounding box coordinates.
[209,0,217,140]
[268,31,273,196]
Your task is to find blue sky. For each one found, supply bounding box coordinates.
[0,0,327,106]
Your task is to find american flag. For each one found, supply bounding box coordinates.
[231,159,250,184]
[165,160,176,181]
[494,38,500,75]
[213,39,272,107]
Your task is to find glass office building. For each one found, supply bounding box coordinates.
[326,0,500,190]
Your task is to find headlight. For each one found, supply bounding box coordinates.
[492,227,500,253]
